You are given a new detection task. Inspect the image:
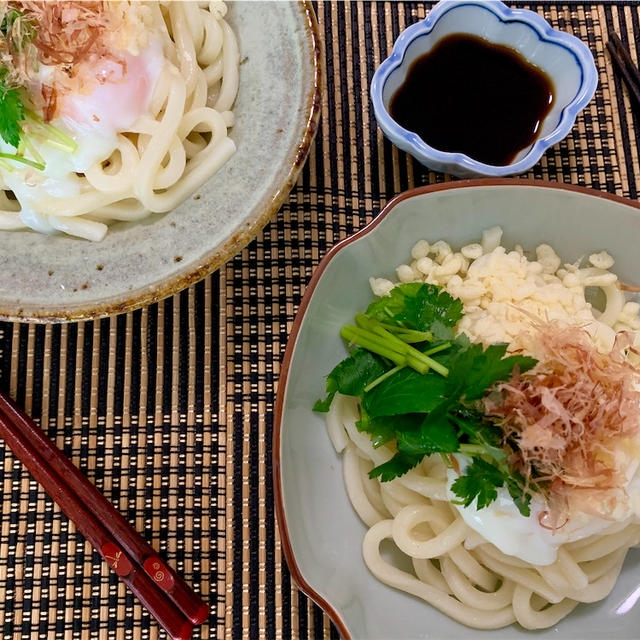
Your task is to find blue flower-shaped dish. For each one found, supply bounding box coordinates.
[371,0,598,177]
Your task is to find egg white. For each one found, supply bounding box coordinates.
[446,454,639,565]
[0,40,164,235]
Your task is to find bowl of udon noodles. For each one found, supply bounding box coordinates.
[0,0,321,321]
[274,179,640,639]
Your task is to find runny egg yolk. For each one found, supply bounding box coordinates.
[56,40,164,134]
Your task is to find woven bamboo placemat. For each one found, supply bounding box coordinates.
[1,2,640,638]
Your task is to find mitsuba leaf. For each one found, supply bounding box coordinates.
[357,413,422,448]
[0,9,20,36]
[452,406,502,446]
[450,457,505,510]
[429,320,456,344]
[329,348,388,396]
[396,410,459,457]
[394,284,463,331]
[0,83,24,148]
[506,472,532,517]
[365,283,424,322]
[430,332,472,370]
[368,451,422,481]
[362,367,447,418]
[446,342,537,401]
[0,7,36,44]
[314,348,387,411]
[451,407,507,463]
[312,384,336,412]
[365,283,463,333]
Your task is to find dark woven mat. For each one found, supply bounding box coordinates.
[2,2,640,638]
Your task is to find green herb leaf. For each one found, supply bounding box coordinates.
[0,82,24,148]
[368,451,422,481]
[506,472,532,517]
[366,283,463,332]
[0,9,21,36]
[429,320,457,344]
[365,282,423,321]
[451,457,505,510]
[396,411,459,457]
[362,367,448,418]
[451,407,507,464]
[358,413,419,448]
[312,383,336,412]
[395,284,463,331]
[313,348,387,411]
[446,342,537,401]
[1,7,37,50]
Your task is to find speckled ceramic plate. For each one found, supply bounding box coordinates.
[0,1,321,323]
[274,180,640,640]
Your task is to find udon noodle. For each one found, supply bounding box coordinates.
[0,1,239,241]
[325,233,640,630]
[330,393,640,630]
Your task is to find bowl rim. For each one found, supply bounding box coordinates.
[370,0,598,176]
[272,178,640,640]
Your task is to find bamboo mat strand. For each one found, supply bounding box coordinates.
[1,2,640,638]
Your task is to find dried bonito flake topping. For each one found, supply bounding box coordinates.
[0,1,155,121]
[486,321,640,507]
[21,0,112,65]
[0,1,150,73]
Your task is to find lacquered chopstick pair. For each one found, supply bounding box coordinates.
[0,392,209,640]
[607,32,640,112]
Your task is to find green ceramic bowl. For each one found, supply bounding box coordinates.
[275,179,640,640]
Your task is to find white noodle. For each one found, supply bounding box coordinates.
[0,1,239,241]
[327,233,640,630]
[335,392,640,630]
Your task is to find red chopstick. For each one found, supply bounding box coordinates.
[0,392,209,637]
[0,392,209,624]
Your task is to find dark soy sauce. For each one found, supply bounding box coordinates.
[389,33,555,167]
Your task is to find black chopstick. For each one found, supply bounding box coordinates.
[607,32,640,112]
[0,392,208,638]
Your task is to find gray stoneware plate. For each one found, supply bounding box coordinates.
[274,179,640,640]
[0,1,322,322]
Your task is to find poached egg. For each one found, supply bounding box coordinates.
[0,39,164,236]
[446,454,640,566]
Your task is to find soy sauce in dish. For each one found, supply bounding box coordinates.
[389,33,555,167]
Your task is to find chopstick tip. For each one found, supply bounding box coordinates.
[191,602,210,625]
[173,621,195,640]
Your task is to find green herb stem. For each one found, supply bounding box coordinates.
[423,342,452,356]
[21,136,44,165]
[413,350,450,377]
[362,342,454,393]
[25,110,77,153]
[376,322,433,343]
[363,365,403,393]
[354,314,449,377]
[0,151,44,170]
[458,444,486,456]
[340,326,406,367]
